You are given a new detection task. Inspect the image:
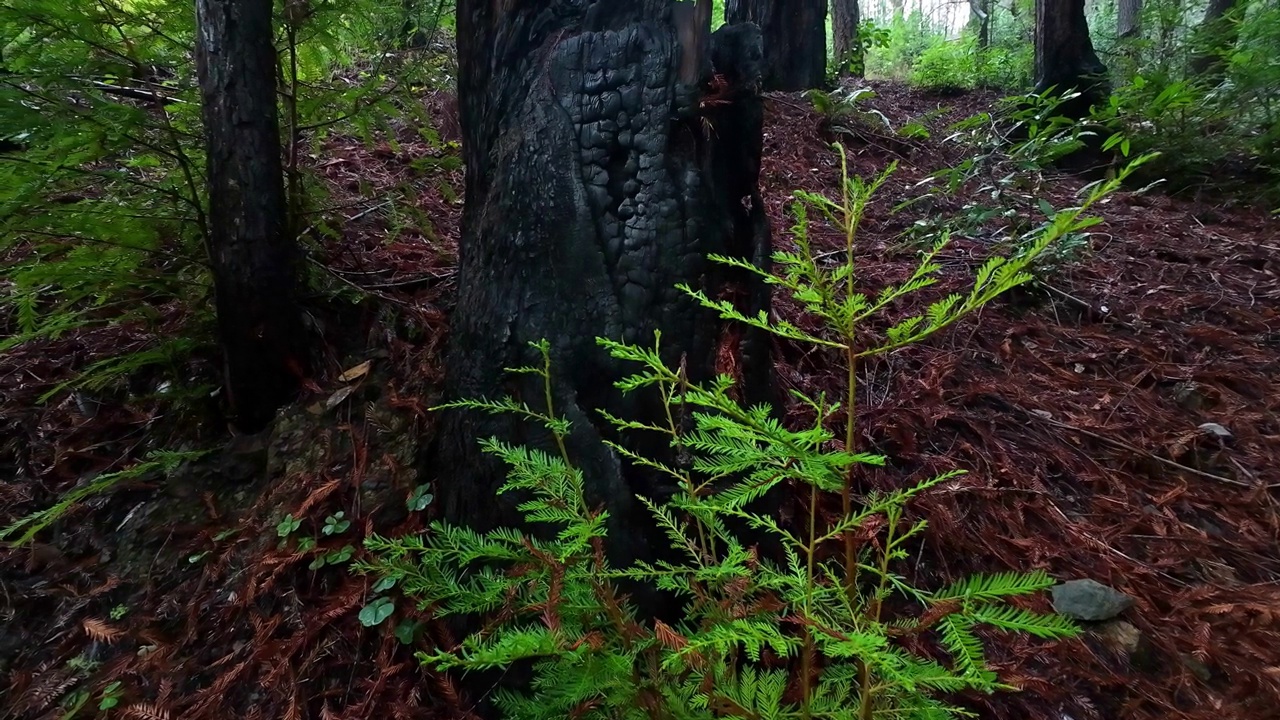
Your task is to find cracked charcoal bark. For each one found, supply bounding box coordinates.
[434,0,774,629]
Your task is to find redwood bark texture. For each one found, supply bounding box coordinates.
[832,0,864,76]
[1034,0,1107,113]
[727,0,828,90]
[195,0,306,432]
[437,0,773,608]
[1116,0,1142,38]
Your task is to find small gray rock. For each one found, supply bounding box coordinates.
[1198,422,1233,440]
[1052,579,1135,621]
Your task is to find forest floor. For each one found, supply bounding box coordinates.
[2,82,1278,720]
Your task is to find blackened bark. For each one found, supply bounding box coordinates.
[727,0,828,90]
[1188,0,1243,78]
[438,0,772,618]
[832,0,864,77]
[195,0,306,432]
[1034,0,1108,115]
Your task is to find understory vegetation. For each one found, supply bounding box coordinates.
[854,0,1279,200]
[0,0,453,413]
[355,147,1153,719]
[2,0,1277,719]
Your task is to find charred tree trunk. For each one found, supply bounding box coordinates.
[1116,0,1142,38]
[1188,0,1243,78]
[727,0,828,90]
[1034,0,1108,116]
[437,0,773,620]
[195,0,307,433]
[832,0,864,77]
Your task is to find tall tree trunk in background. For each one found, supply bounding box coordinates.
[1116,0,1142,38]
[1034,0,1108,116]
[832,0,864,77]
[1188,0,1243,78]
[437,0,774,622]
[969,0,991,47]
[728,0,828,90]
[195,0,307,433]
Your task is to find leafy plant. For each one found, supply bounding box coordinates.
[359,596,395,627]
[276,514,303,538]
[395,619,422,645]
[407,485,435,512]
[911,36,978,90]
[351,142,1130,718]
[807,87,892,133]
[323,511,352,536]
[309,543,355,570]
[897,90,1159,274]
[98,681,123,711]
[0,0,457,422]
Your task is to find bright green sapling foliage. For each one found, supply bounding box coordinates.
[350,143,1135,719]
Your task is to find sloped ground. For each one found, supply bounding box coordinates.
[1,83,1277,720]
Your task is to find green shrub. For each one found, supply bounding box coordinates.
[0,0,453,404]
[911,36,978,90]
[353,144,1153,720]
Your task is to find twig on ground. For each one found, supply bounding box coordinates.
[1022,408,1271,490]
[306,255,419,311]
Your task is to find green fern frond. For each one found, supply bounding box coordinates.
[936,616,986,677]
[966,604,1080,639]
[933,569,1056,602]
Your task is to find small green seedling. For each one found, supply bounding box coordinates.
[407,486,434,511]
[98,681,123,710]
[308,544,355,570]
[276,514,302,538]
[359,596,394,627]
[395,619,421,645]
[322,511,350,536]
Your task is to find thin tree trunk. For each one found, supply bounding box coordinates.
[970,0,991,47]
[1117,0,1142,38]
[195,0,307,432]
[832,0,864,77]
[1034,0,1108,115]
[438,0,774,625]
[728,0,828,90]
[1188,0,1243,78]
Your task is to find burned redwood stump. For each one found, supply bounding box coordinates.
[434,1,773,607]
